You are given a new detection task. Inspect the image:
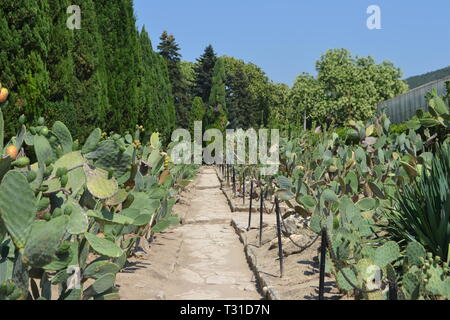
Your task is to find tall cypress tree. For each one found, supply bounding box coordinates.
[60,0,110,139]
[193,45,217,103]
[94,0,140,133]
[207,58,227,131]
[157,31,190,128]
[189,96,205,133]
[0,0,50,136]
[45,0,77,129]
[138,27,173,138]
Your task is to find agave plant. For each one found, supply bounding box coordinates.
[386,142,450,261]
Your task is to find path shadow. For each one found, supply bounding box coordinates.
[121,261,152,274]
[303,282,342,300]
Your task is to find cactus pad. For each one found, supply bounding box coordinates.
[405,241,426,266]
[84,232,123,258]
[52,121,73,154]
[82,128,102,154]
[0,171,37,249]
[83,273,116,297]
[66,198,88,235]
[34,135,54,167]
[83,261,120,280]
[374,241,400,268]
[85,165,118,199]
[22,216,69,268]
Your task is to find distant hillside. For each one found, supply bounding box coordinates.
[406,66,450,89]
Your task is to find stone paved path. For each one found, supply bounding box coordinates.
[116,167,261,300]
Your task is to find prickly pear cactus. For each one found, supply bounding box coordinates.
[0,171,37,249]
[0,96,196,300]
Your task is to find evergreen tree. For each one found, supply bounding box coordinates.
[94,0,140,133]
[207,58,227,131]
[222,56,271,130]
[189,96,206,133]
[157,31,190,128]
[45,0,77,130]
[193,45,217,103]
[227,64,252,129]
[0,0,50,136]
[138,27,176,141]
[69,0,110,139]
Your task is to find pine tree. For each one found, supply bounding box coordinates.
[193,45,217,103]
[0,0,51,136]
[157,31,190,128]
[207,58,227,131]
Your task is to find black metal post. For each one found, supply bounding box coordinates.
[247,180,254,231]
[259,186,264,247]
[275,197,284,278]
[226,165,229,185]
[389,280,398,300]
[232,166,236,195]
[242,170,246,205]
[318,229,327,300]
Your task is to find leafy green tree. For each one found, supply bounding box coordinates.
[268,83,291,130]
[158,31,190,128]
[193,45,217,103]
[0,0,50,136]
[289,73,328,129]
[314,48,408,125]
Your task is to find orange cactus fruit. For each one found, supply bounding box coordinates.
[0,88,9,103]
[5,145,18,160]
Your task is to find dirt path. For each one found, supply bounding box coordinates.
[116,167,261,300]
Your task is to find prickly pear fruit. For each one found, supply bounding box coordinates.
[64,206,72,215]
[60,174,68,188]
[53,208,63,218]
[19,114,26,125]
[40,127,49,137]
[37,198,50,212]
[44,165,53,177]
[5,145,18,159]
[37,117,45,126]
[0,87,9,103]
[72,139,80,151]
[12,157,30,168]
[56,167,68,178]
[26,171,37,183]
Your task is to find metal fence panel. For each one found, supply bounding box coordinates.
[378,75,450,124]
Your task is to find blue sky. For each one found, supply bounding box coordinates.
[133,0,450,85]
